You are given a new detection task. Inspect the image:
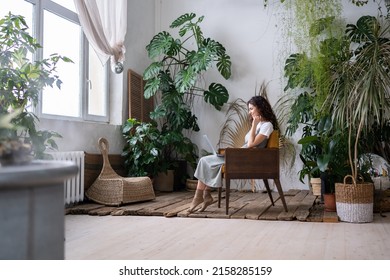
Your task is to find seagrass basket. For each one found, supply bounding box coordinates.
[85,138,155,206]
[335,175,374,223]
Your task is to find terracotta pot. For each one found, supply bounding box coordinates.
[324,193,336,212]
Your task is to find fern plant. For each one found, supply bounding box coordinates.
[142,13,232,170]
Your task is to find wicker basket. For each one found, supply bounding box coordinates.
[86,138,155,206]
[335,175,374,223]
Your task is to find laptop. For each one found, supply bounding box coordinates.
[203,134,224,157]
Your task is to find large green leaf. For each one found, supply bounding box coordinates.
[188,48,213,73]
[143,62,163,80]
[203,83,229,110]
[174,68,197,93]
[217,53,232,79]
[144,77,160,99]
[170,13,196,28]
[346,16,378,44]
[146,31,175,59]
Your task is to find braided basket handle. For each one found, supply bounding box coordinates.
[343,175,356,186]
[343,175,365,186]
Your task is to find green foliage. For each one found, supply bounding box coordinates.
[280,12,390,183]
[322,15,390,180]
[143,12,231,109]
[121,119,163,177]
[0,13,72,159]
[143,13,231,170]
[121,118,198,177]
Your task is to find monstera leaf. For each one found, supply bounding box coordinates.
[146,31,181,59]
[204,83,229,110]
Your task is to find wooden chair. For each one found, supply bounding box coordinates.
[217,130,288,214]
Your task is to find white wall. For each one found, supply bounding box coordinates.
[38,0,382,190]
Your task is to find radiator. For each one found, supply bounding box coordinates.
[49,151,85,205]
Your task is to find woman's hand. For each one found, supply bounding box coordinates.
[252,115,261,126]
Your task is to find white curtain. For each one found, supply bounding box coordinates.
[73,0,127,73]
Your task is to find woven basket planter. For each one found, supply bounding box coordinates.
[335,175,374,223]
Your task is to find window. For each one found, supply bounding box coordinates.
[1,0,109,122]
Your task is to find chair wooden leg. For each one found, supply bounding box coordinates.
[225,179,230,215]
[263,179,275,206]
[218,187,221,208]
[274,179,288,212]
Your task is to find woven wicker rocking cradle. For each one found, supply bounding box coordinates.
[85,138,155,206]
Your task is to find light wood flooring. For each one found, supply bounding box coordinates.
[65,190,390,260]
[65,213,390,260]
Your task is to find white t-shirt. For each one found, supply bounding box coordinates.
[243,121,274,148]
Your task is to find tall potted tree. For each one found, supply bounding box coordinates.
[322,15,390,222]
[142,12,232,180]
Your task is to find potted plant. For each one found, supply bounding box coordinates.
[121,118,164,178]
[321,15,390,222]
[142,12,232,180]
[121,118,180,191]
[0,13,71,163]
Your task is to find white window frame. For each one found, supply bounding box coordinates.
[27,0,110,123]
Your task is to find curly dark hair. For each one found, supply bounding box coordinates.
[247,96,279,130]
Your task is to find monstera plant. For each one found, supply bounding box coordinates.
[142,12,232,172]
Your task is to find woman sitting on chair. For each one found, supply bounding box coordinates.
[188,95,279,213]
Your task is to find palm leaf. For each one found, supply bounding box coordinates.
[218,98,251,149]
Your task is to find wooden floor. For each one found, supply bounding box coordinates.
[66,189,338,222]
[64,189,390,260]
[65,212,390,260]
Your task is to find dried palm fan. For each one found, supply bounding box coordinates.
[218,98,251,149]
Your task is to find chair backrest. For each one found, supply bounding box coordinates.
[266,130,279,149]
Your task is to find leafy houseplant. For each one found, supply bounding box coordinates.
[121,118,165,178]
[322,15,390,183]
[0,13,71,163]
[142,12,232,175]
[319,15,390,222]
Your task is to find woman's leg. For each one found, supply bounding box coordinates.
[199,186,214,212]
[188,180,207,213]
